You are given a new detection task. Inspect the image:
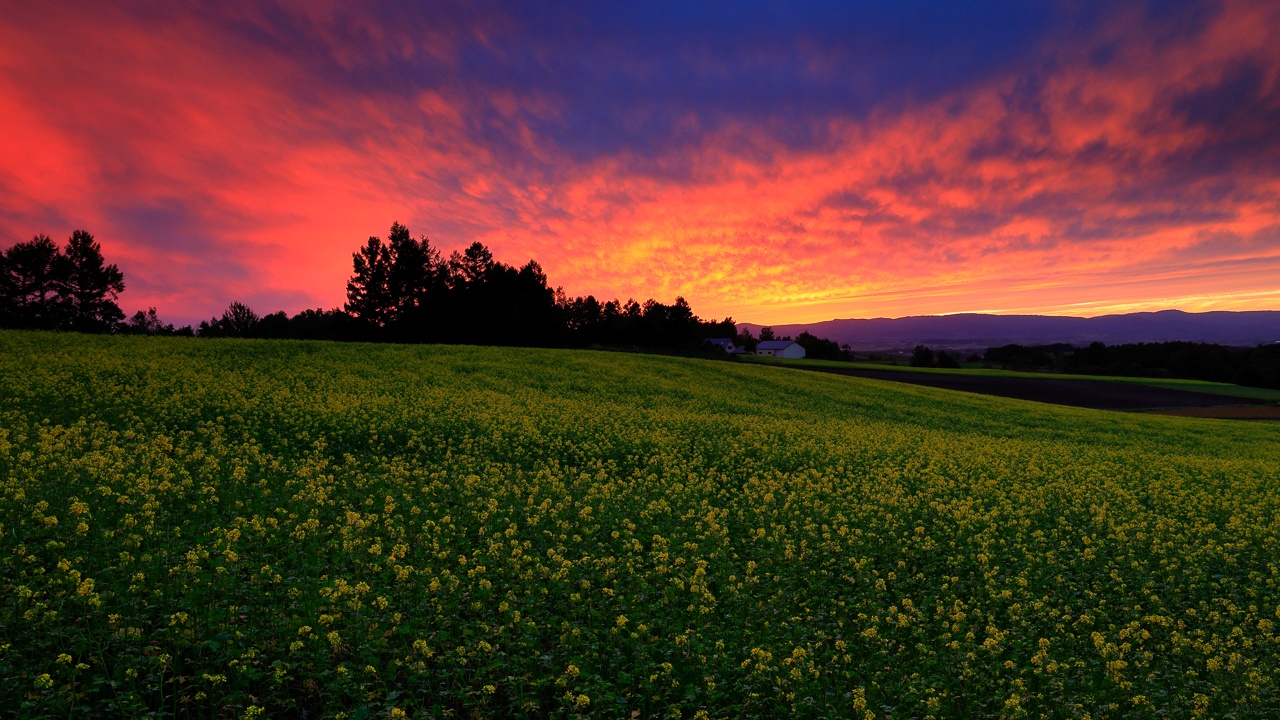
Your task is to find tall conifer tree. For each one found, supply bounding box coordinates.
[59,229,125,332]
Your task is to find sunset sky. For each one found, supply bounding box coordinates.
[3,1,1279,326]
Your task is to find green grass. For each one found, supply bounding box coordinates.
[3,330,1279,718]
[742,354,1280,401]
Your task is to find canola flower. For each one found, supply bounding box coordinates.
[1,330,1279,718]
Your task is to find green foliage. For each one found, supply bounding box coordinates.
[2,331,1279,718]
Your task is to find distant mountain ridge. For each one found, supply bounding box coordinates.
[739,310,1280,350]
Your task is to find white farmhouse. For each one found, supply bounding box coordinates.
[755,340,806,359]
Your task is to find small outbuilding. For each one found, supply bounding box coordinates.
[755,340,806,359]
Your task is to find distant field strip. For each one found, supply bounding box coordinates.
[3,331,1279,718]
[747,353,1280,404]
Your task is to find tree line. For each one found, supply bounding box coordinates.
[905,341,1280,389]
[909,345,962,368]
[199,222,738,348]
[2,224,747,351]
[1056,341,1280,389]
[8,227,1276,386]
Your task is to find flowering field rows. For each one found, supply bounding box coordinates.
[2,331,1278,718]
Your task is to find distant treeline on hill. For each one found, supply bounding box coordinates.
[983,340,1274,386]
[2,224,753,351]
[906,341,1280,390]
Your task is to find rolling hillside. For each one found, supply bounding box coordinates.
[2,331,1278,718]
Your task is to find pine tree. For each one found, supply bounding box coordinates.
[386,222,444,324]
[345,236,392,327]
[59,230,125,332]
[449,242,495,288]
[0,234,66,329]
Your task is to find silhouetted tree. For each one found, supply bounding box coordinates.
[199,301,260,338]
[759,326,776,341]
[636,297,699,345]
[222,302,260,337]
[1,234,64,328]
[386,223,446,336]
[448,242,496,289]
[346,236,393,328]
[256,311,291,339]
[910,345,935,367]
[345,223,450,339]
[796,331,847,361]
[124,307,170,334]
[557,291,734,350]
[564,294,606,341]
[507,260,561,345]
[437,242,497,343]
[59,230,125,332]
[984,344,1057,368]
[287,308,358,340]
[333,221,741,351]
[936,350,961,368]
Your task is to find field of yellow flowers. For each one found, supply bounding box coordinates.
[2,331,1278,719]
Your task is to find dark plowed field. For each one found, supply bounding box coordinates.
[792,366,1266,411]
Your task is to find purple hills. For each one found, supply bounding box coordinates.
[739,310,1280,351]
